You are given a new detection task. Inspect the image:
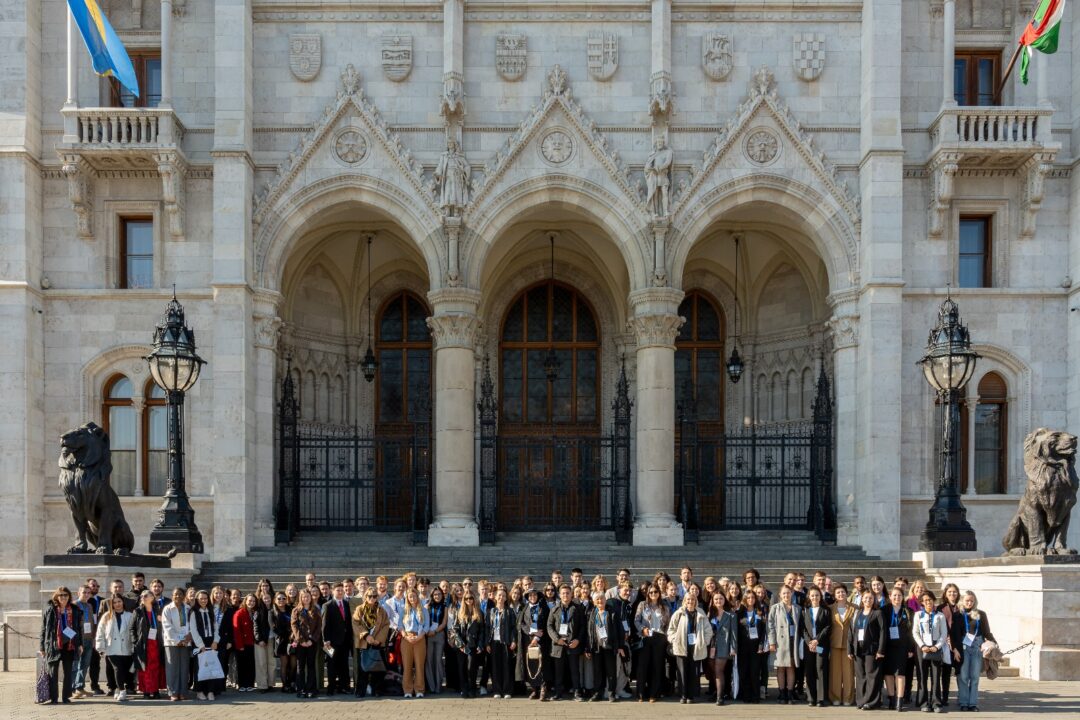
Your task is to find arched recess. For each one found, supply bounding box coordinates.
[464,177,650,291]
[81,344,153,421]
[256,176,442,293]
[669,174,859,295]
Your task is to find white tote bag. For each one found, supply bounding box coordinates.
[196,649,225,681]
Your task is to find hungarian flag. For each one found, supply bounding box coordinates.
[1019,0,1065,84]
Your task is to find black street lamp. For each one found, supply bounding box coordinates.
[726,234,745,384]
[145,290,206,554]
[361,234,378,383]
[918,292,979,552]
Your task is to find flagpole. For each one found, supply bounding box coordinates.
[995,42,1023,105]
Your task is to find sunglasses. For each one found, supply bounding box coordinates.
[58,594,70,598]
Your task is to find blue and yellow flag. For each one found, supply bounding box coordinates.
[66,0,139,98]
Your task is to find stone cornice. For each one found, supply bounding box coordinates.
[628,286,684,315]
[427,286,482,312]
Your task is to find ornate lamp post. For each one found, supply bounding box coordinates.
[543,233,560,383]
[145,290,206,554]
[361,234,378,383]
[918,293,979,552]
[726,233,745,384]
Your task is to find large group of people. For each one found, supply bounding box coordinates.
[39,567,997,712]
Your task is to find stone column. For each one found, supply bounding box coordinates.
[1036,51,1051,107]
[826,295,859,546]
[426,288,481,546]
[628,287,684,546]
[160,0,173,107]
[964,396,977,496]
[858,0,905,559]
[131,397,146,497]
[253,292,283,546]
[942,0,955,106]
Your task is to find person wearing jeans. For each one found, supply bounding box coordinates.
[71,584,97,698]
[953,592,994,712]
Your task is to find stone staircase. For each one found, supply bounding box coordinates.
[194,530,928,591]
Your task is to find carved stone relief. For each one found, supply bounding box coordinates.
[702,32,733,81]
[496,34,527,81]
[289,34,322,82]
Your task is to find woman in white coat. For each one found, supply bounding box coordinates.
[912,590,949,713]
[666,593,713,704]
[161,587,193,701]
[94,594,133,702]
[767,585,803,704]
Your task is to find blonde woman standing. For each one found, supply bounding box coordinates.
[94,594,133,702]
[400,587,430,698]
[767,585,802,704]
[953,591,995,712]
[667,592,712,704]
[828,583,856,706]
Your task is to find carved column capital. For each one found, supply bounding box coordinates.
[628,313,684,349]
[254,313,283,350]
[427,312,481,350]
[154,150,187,240]
[60,153,95,240]
[826,313,860,350]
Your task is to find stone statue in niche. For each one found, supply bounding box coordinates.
[1002,428,1078,556]
[644,137,674,218]
[435,139,470,217]
[59,422,136,555]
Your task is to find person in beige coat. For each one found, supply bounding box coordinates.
[767,585,803,704]
[667,594,713,704]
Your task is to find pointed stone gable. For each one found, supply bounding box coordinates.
[672,66,861,255]
[466,65,648,222]
[253,64,439,226]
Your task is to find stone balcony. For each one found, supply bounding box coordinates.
[57,106,188,241]
[927,105,1059,239]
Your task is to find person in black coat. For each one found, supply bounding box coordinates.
[320,583,353,694]
[881,588,916,711]
[735,593,767,704]
[272,593,296,692]
[450,593,485,697]
[606,584,636,699]
[484,588,517,698]
[800,587,832,707]
[518,587,551,700]
[39,587,84,704]
[213,588,236,694]
[586,590,627,702]
[848,591,886,710]
[546,584,586,700]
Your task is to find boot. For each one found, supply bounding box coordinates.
[778,689,788,704]
[539,686,549,702]
[897,697,906,712]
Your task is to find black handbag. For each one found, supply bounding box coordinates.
[360,647,386,673]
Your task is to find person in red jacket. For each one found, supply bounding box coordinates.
[232,594,258,692]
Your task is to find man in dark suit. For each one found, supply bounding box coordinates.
[546,584,585,700]
[607,582,636,698]
[321,582,354,694]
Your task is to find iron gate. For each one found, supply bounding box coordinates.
[676,365,836,541]
[274,370,432,543]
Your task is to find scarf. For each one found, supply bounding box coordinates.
[56,605,74,651]
[362,603,378,629]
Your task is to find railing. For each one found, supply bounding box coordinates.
[61,107,184,147]
[931,106,1051,148]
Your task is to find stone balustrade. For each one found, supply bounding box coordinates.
[930,106,1052,154]
[62,106,184,148]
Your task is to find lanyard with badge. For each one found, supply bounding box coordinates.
[686,613,696,646]
[920,612,937,649]
[147,609,158,641]
[559,607,570,638]
[962,612,980,647]
[530,604,540,634]
[79,601,93,636]
[889,608,902,640]
[596,611,608,642]
[746,610,759,641]
[786,607,796,637]
[856,611,868,643]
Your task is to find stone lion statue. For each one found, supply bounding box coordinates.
[59,422,135,555]
[1002,428,1078,556]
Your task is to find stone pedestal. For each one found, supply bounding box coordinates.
[33,554,201,606]
[937,556,1080,681]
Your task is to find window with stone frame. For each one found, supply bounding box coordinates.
[973,372,1008,494]
[674,290,725,428]
[102,375,137,495]
[119,217,154,289]
[375,291,432,428]
[109,52,162,108]
[954,50,1001,106]
[958,215,992,288]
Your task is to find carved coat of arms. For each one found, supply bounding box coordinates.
[496,34,527,81]
[288,34,321,82]
[793,32,825,82]
[587,32,618,81]
[702,33,732,81]
[381,34,413,82]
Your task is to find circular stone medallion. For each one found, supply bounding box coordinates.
[539,129,574,166]
[334,129,369,165]
[744,128,780,166]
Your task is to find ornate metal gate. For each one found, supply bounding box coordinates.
[676,364,836,541]
[275,368,432,543]
[478,357,633,543]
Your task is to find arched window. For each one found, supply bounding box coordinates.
[102,375,136,495]
[376,291,432,426]
[500,281,599,427]
[675,291,725,426]
[973,372,1008,494]
[144,382,167,497]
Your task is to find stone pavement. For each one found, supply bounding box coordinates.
[2,660,1078,719]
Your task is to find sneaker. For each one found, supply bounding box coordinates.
[117,690,128,702]
[416,693,424,699]
[207,693,215,701]
[479,687,488,696]
[197,692,206,701]
[403,693,413,698]
[493,694,502,699]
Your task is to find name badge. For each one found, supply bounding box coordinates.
[62,627,77,640]
[530,623,538,634]
[559,623,569,637]
[889,627,900,640]
[82,622,92,635]
[922,634,934,648]
[815,645,824,655]
[687,632,696,646]
[789,625,796,637]
[749,626,759,640]
[857,629,865,642]
[622,620,630,632]
[148,628,157,641]
[964,633,976,647]
[598,626,608,640]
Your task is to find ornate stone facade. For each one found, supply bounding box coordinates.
[1,0,1078,604]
